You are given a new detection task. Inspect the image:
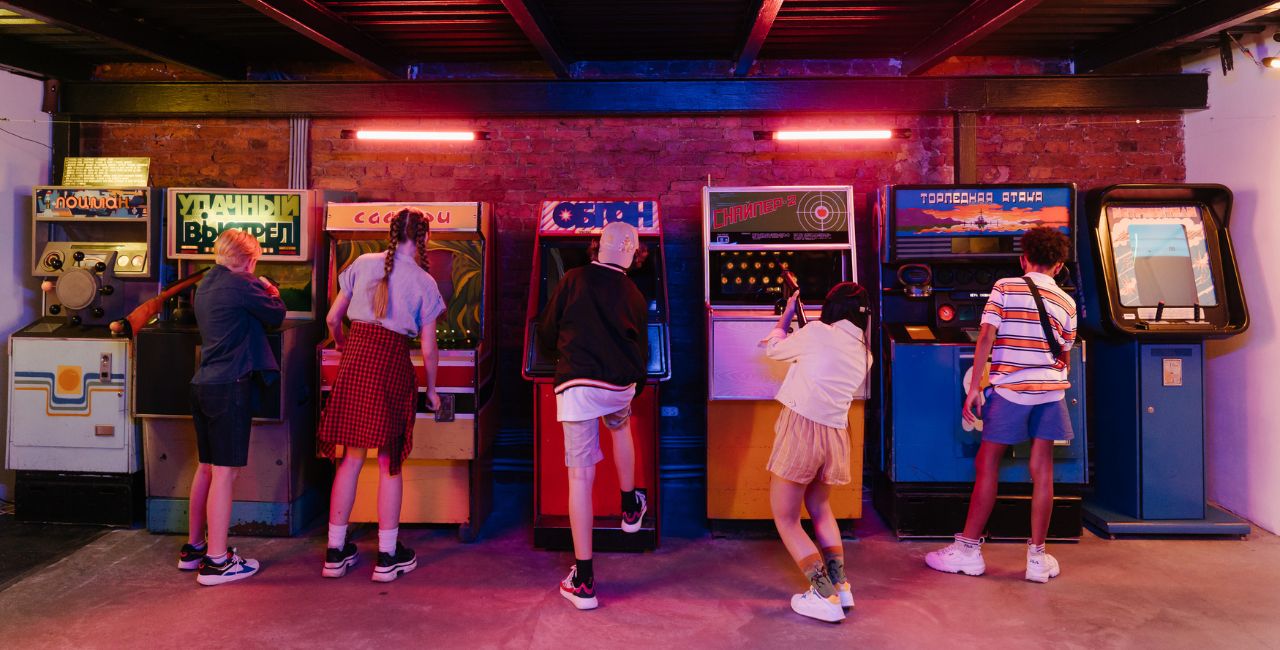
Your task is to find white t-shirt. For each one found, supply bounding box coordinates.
[556,384,636,423]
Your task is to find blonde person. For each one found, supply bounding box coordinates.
[317,207,444,583]
[763,282,872,622]
[179,229,285,586]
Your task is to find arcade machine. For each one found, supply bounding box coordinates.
[7,186,161,524]
[319,201,498,542]
[1079,184,1250,537]
[703,186,864,523]
[872,184,1088,539]
[135,188,349,536]
[523,200,670,550]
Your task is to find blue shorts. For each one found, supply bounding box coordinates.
[980,389,1073,446]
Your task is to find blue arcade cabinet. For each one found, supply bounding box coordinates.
[1079,184,1250,537]
[871,184,1089,539]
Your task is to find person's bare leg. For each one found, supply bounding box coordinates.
[568,464,596,561]
[771,474,819,564]
[376,449,403,532]
[607,418,635,493]
[206,466,240,558]
[960,441,1008,540]
[803,482,842,553]
[1029,438,1055,546]
[329,447,365,527]
[187,463,212,545]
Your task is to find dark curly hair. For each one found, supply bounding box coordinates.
[1021,226,1071,268]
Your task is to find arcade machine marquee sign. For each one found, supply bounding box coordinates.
[167,189,310,261]
[539,200,660,234]
[707,188,849,245]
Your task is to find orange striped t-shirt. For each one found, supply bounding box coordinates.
[980,272,1077,405]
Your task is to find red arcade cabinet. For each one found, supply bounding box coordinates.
[523,200,670,550]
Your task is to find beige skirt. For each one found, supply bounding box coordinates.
[766,406,851,485]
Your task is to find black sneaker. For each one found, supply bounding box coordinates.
[322,542,358,579]
[622,489,648,533]
[371,542,416,583]
[178,543,207,571]
[196,552,259,586]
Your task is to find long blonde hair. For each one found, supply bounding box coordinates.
[372,208,431,319]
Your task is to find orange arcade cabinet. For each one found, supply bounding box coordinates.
[703,185,865,524]
[523,200,670,550]
[319,202,497,542]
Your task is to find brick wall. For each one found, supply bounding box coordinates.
[80,97,1186,480]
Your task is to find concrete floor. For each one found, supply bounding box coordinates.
[2,487,1279,649]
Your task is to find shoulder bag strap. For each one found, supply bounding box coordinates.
[1023,276,1063,359]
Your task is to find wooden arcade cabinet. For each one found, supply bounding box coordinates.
[319,201,498,542]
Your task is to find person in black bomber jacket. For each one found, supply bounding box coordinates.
[538,221,649,611]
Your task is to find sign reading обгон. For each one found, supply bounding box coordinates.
[168,189,311,261]
[539,200,660,235]
[706,187,851,245]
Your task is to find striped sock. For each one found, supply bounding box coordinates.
[1028,542,1046,555]
[956,534,983,550]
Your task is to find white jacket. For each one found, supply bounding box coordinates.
[763,320,872,429]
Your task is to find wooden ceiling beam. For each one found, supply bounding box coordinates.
[1075,0,1280,72]
[0,0,244,79]
[901,0,1047,75]
[498,0,570,78]
[48,74,1208,117]
[734,0,784,76]
[238,0,403,79]
[0,41,95,79]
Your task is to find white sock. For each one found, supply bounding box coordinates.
[378,527,398,554]
[1028,542,1046,555]
[956,534,982,549]
[327,523,348,550]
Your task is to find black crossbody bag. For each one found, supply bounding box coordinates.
[1023,276,1068,368]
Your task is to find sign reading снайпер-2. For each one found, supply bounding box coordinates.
[167,189,310,261]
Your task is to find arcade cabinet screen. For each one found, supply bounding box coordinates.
[255,262,313,314]
[334,239,484,347]
[538,240,665,316]
[1106,205,1219,308]
[893,188,1072,255]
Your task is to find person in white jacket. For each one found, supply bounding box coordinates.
[761,282,872,624]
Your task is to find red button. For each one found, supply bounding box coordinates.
[938,305,956,322]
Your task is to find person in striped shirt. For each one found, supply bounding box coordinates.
[925,226,1076,584]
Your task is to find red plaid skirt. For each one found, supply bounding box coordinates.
[317,321,415,475]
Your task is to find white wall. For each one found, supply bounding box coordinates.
[0,69,50,502]
[1184,30,1280,534]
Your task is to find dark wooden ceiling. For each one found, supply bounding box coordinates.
[1,0,1278,80]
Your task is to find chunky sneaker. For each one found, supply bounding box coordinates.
[196,552,259,586]
[622,490,648,534]
[559,566,598,610]
[372,542,417,583]
[178,543,207,571]
[834,580,855,609]
[322,542,358,579]
[790,587,846,623]
[1025,549,1061,583]
[925,537,986,576]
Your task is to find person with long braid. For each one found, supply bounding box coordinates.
[316,207,445,583]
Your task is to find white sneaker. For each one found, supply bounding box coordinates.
[924,539,986,576]
[790,587,846,623]
[1025,549,1060,583]
[834,580,855,609]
